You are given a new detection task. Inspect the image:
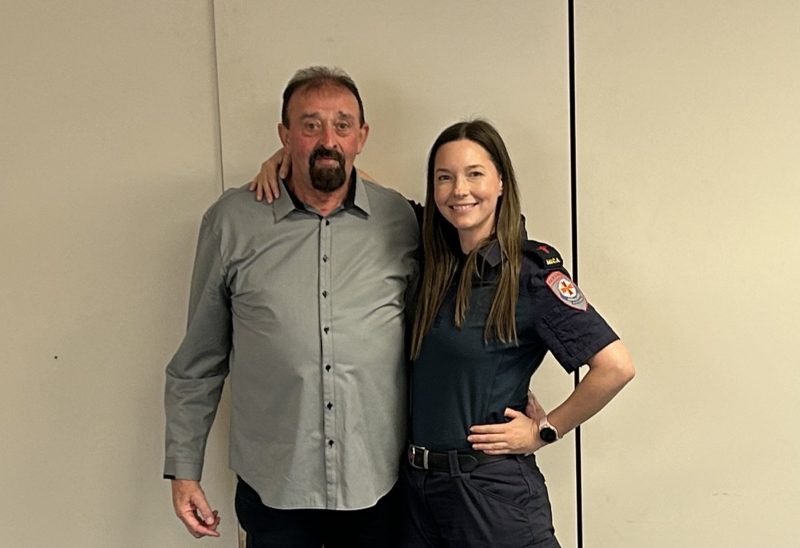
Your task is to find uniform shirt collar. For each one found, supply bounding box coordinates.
[476,240,503,268]
[468,220,529,268]
[454,238,502,268]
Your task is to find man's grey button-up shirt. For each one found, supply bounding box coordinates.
[164,176,419,510]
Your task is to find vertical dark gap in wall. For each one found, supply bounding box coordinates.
[567,1,584,547]
[210,0,226,193]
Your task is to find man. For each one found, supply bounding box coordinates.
[164,66,419,547]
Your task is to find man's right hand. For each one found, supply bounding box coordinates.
[171,479,221,538]
[249,148,290,203]
[525,390,546,423]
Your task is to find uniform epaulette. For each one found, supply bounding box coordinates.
[522,240,564,270]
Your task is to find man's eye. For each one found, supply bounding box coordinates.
[335,122,352,132]
[304,122,321,132]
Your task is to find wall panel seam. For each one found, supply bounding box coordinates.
[211,0,226,194]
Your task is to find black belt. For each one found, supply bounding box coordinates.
[407,444,509,473]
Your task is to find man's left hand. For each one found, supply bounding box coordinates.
[468,408,544,455]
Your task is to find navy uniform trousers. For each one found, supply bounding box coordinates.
[400,453,561,548]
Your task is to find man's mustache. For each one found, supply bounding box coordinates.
[310,147,345,165]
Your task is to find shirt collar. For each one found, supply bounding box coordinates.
[351,172,371,216]
[476,239,503,268]
[468,221,529,268]
[272,171,370,221]
[272,179,297,221]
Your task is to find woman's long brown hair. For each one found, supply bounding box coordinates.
[410,120,523,359]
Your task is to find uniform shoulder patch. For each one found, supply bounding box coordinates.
[523,240,563,270]
[545,271,588,311]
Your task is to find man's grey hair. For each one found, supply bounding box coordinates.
[281,66,365,127]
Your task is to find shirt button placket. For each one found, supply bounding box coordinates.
[319,215,337,505]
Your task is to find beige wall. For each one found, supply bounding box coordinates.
[2,1,798,547]
[576,1,800,545]
[0,1,236,547]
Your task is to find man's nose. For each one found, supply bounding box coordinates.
[320,124,337,148]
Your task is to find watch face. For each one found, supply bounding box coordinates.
[539,426,558,443]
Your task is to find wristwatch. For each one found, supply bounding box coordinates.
[538,417,560,444]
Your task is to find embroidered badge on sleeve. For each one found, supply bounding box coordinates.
[545,271,588,311]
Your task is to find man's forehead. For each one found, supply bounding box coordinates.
[288,83,359,112]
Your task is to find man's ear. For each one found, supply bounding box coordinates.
[356,122,370,154]
[278,123,290,148]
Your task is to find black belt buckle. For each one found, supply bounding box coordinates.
[408,445,429,470]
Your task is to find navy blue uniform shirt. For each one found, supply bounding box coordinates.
[410,240,619,451]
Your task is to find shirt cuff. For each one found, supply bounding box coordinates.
[163,458,203,481]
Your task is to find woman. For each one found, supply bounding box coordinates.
[251,120,634,547]
[399,119,633,547]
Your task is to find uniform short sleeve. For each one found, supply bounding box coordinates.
[527,266,619,373]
